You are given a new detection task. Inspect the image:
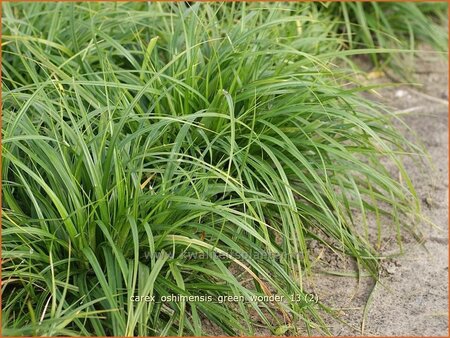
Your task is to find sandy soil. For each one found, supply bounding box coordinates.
[307,53,448,336]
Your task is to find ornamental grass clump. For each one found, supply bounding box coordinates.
[2,2,425,336]
[317,1,448,75]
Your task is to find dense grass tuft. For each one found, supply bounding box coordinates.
[1,2,434,336]
[319,1,448,75]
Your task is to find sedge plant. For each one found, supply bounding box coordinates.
[1,1,426,336]
[315,1,448,76]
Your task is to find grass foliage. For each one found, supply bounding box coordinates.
[320,1,448,73]
[1,1,442,336]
